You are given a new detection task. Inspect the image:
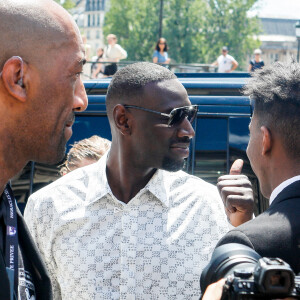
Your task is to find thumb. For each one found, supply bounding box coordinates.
[229,159,244,175]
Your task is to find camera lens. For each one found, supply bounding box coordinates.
[200,243,261,293]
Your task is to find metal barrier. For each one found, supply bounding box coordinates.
[83,60,218,80]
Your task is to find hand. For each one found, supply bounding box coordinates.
[202,278,226,300]
[217,159,254,227]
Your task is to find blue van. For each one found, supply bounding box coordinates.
[12,73,267,214]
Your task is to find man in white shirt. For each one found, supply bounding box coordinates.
[212,46,238,73]
[24,62,253,299]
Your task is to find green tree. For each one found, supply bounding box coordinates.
[163,0,207,63]
[103,0,261,67]
[103,0,160,61]
[202,0,261,69]
[54,0,76,11]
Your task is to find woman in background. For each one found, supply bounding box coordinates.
[153,37,171,64]
[248,48,264,72]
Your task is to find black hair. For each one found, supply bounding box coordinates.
[106,62,177,118]
[243,60,300,159]
[155,38,168,52]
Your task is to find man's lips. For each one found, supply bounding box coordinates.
[65,116,75,127]
[170,143,190,149]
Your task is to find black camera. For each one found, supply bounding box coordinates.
[200,243,300,299]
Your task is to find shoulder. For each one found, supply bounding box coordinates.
[227,55,235,60]
[115,44,125,50]
[153,50,159,56]
[25,161,101,216]
[162,170,223,207]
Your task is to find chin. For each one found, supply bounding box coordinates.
[161,157,185,172]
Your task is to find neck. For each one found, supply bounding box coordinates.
[266,155,300,198]
[0,129,28,195]
[106,144,157,204]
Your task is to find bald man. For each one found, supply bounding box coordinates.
[0,0,88,299]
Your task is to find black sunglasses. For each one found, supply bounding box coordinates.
[123,104,198,126]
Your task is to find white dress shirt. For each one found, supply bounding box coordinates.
[269,175,300,205]
[24,153,230,300]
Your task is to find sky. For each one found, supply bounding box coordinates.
[251,0,300,19]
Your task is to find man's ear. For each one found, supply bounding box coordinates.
[0,56,27,102]
[261,126,272,156]
[113,104,132,135]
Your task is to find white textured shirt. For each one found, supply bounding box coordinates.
[24,153,230,300]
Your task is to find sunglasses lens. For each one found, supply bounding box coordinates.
[168,106,197,126]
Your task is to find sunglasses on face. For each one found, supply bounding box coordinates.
[123,104,198,126]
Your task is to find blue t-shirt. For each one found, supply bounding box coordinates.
[153,50,168,63]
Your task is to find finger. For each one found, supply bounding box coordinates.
[229,159,244,175]
[219,187,253,202]
[218,174,248,182]
[217,179,252,189]
[226,194,254,212]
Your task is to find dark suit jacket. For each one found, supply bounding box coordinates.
[217,180,300,274]
[0,208,52,299]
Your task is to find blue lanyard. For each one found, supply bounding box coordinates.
[2,184,18,299]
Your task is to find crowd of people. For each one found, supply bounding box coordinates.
[89,34,265,77]
[0,1,298,300]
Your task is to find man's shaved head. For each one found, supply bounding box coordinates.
[0,0,81,70]
[0,0,87,168]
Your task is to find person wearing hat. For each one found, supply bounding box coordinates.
[248,48,264,72]
[212,46,238,73]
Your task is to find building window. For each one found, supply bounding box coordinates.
[97,0,100,10]
[97,14,100,26]
[85,0,90,11]
[101,0,105,10]
[92,14,95,26]
[87,14,90,27]
[96,30,100,39]
[86,30,90,39]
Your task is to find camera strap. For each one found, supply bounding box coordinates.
[2,184,18,299]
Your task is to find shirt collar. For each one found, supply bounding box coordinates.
[144,169,170,208]
[86,152,170,207]
[269,175,300,205]
[85,151,111,204]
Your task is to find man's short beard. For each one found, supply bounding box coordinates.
[161,156,185,172]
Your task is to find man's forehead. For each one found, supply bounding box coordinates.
[140,79,190,111]
[144,79,186,96]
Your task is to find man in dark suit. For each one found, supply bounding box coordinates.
[216,60,300,274]
[0,0,88,299]
[201,60,300,299]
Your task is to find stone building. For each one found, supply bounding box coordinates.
[257,17,298,65]
[72,0,110,59]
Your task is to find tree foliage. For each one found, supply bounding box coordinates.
[54,0,76,11]
[103,0,261,69]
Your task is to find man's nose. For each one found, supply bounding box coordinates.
[73,78,88,112]
[177,117,195,139]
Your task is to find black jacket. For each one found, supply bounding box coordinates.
[0,207,52,299]
[216,180,300,274]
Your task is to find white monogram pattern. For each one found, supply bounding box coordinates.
[24,153,230,299]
